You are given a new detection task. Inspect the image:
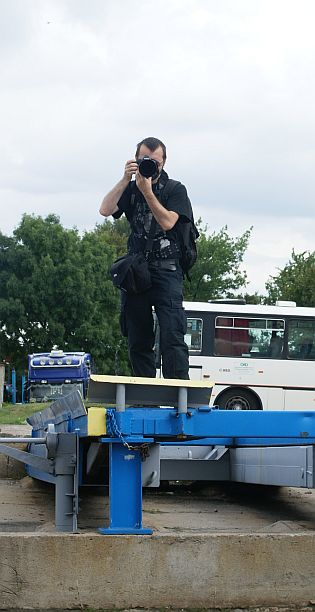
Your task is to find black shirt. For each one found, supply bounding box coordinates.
[113,170,192,260]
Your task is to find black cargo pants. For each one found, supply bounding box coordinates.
[120,265,189,379]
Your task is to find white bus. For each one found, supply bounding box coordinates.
[182,299,315,411]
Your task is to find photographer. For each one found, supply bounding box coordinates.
[99,136,193,380]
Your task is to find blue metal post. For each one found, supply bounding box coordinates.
[99,442,152,535]
[11,369,16,404]
[21,374,26,404]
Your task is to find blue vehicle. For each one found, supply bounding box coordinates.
[27,350,91,402]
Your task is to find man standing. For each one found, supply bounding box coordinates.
[100,136,194,380]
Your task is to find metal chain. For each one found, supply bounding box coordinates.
[107,410,150,461]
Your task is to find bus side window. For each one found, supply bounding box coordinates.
[215,317,285,358]
[186,318,203,352]
[214,328,233,356]
[214,327,249,357]
[268,332,283,358]
[288,318,315,360]
[299,342,313,359]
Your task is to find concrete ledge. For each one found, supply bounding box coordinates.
[0,532,315,609]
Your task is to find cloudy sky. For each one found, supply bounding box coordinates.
[1,0,315,294]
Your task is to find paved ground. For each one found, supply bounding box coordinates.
[0,423,32,436]
[10,606,315,612]
[0,475,315,534]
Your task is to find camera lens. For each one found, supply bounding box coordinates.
[138,157,159,178]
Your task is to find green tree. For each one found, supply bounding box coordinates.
[184,223,252,301]
[0,214,130,376]
[266,250,315,307]
[232,292,265,305]
[78,221,130,374]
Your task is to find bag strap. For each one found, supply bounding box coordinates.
[160,179,181,203]
[162,178,196,226]
[145,216,157,253]
[130,182,157,254]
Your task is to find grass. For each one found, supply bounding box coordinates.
[0,402,51,425]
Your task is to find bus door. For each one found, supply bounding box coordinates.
[185,313,209,380]
[284,317,315,410]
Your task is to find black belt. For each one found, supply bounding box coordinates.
[149,259,178,271]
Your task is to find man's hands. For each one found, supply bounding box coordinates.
[135,172,152,198]
[124,159,139,182]
[100,159,138,217]
[119,157,178,231]
[124,158,153,198]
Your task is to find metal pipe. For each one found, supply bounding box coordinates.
[21,373,27,404]
[11,369,16,404]
[116,383,126,412]
[0,437,46,444]
[178,387,188,413]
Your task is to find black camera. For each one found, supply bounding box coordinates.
[137,156,159,179]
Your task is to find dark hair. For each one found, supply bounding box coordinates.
[136,137,167,161]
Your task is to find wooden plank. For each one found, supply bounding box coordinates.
[90,374,213,388]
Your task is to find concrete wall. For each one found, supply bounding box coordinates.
[0,532,314,609]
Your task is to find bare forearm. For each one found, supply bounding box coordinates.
[145,191,179,230]
[99,177,129,217]
[100,159,138,217]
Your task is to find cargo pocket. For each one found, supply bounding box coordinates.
[119,296,128,338]
[170,299,187,336]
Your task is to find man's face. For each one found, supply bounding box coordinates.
[136,144,165,181]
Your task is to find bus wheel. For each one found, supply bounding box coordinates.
[216,388,261,411]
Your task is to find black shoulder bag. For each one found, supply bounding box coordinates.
[110,216,157,294]
[161,179,199,279]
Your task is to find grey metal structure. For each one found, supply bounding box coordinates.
[230,445,315,487]
[0,431,78,531]
[157,444,315,488]
[159,445,230,482]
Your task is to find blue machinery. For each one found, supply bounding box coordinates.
[27,350,91,402]
[1,374,315,534]
[4,369,27,404]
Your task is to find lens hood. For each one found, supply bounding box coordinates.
[138,156,159,178]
